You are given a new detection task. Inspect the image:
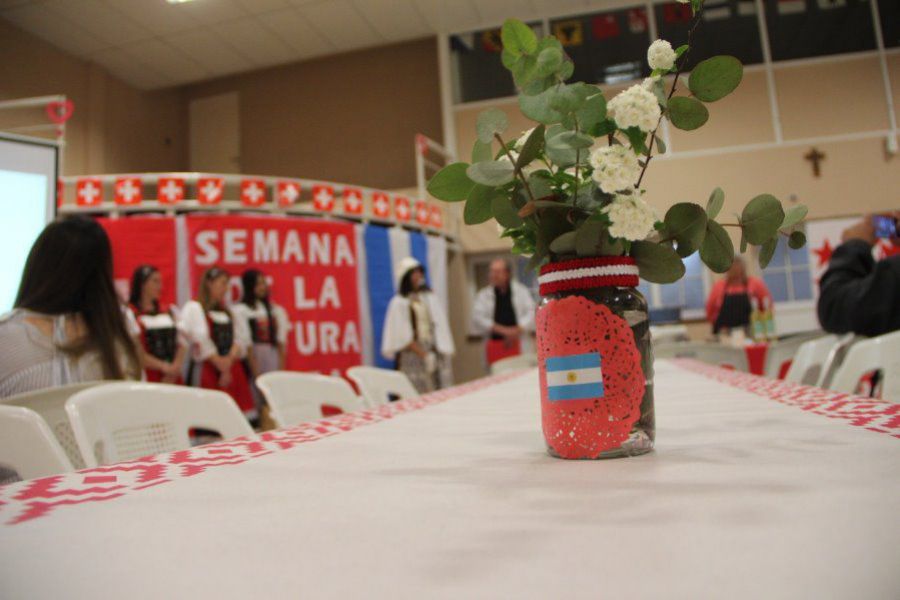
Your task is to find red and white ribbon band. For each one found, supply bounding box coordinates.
[538,257,639,295]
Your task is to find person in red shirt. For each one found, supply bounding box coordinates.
[705,257,772,335]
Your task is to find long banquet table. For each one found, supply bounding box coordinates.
[1,360,898,598]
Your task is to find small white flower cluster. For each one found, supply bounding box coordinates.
[589,145,640,194]
[647,39,676,71]
[641,74,661,91]
[606,84,661,133]
[602,192,657,241]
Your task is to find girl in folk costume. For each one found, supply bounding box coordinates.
[381,257,455,394]
[179,267,254,417]
[128,265,187,384]
[232,270,290,412]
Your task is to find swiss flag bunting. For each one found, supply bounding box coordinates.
[240,179,267,207]
[628,8,648,33]
[664,3,693,23]
[157,177,184,205]
[343,188,364,214]
[394,196,411,222]
[76,177,103,207]
[197,177,224,205]
[415,200,430,225]
[277,181,301,207]
[430,205,443,229]
[114,177,142,206]
[372,192,391,218]
[312,184,335,211]
[56,179,64,207]
[592,14,620,40]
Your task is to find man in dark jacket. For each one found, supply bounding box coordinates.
[817,213,900,336]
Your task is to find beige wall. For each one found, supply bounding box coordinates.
[450,53,900,380]
[183,38,443,191]
[0,19,186,176]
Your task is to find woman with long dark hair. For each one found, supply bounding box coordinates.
[179,267,254,417]
[381,257,454,393]
[0,217,140,397]
[128,265,187,384]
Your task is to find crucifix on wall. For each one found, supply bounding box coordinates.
[804,147,826,178]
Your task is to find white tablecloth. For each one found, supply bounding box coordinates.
[1,360,898,599]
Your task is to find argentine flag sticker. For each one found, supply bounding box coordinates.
[545,352,604,401]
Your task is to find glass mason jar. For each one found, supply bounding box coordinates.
[535,256,654,459]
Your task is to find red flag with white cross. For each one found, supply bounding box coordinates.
[197,177,224,205]
[76,177,103,207]
[312,184,335,211]
[430,205,443,229]
[277,181,300,207]
[157,177,184,205]
[415,200,430,225]
[114,177,143,206]
[372,192,391,218]
[240,178,266,207]
[56,179,64,207]
[343,187,364,214]
[394,196,411,222]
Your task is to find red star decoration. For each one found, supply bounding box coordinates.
[878,240,900,258]
[813,239,833,267]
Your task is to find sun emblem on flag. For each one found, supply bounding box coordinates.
[544,352,604,401]
[567,371,578,383]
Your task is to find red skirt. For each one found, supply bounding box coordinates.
[199,361,254,415]
[486,338,521,365]
[145,369,183,385]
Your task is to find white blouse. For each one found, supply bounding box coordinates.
[231,301,290,347]
[178,301,248,362]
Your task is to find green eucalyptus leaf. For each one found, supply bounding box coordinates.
[668,96,709,131]
[528,172,554,200]
[675,44,689,58]
[464,185,498,225]
[740,231,748,254]
[536,47,563,76]
[476,108,509,144]
[700,221,735,273]
[519,87,564,125]
[427,162,476,202]
[622,127,649,155]
[741,193,785,245]
[688,55,743,103]
[632,240,686,284]
[706,187,725,219]
[466,160,515,186]
[782,204,808,229]
[501,19,538,56]
[549,230,577,254]
[501,49,518,70]
[575,92,607,132]
[546,130,594,152]
[788,230,807,249]
[559,59,574,80]
[492,195,525,228]
[758,236,777,269]
[516,125,545,170]
[664,202,708,257]
[471,140,493,163]
[575,220,605,257]
[654,134,667,154]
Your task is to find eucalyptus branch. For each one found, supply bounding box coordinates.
[494,132,535,203]
[634,6,705,190]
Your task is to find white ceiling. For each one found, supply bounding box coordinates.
[0,0,624,90]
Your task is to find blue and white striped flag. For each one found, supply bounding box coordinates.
[545,352,605,401]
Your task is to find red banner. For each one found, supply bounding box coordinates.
[97,217,177,307]
[185,215,362,374]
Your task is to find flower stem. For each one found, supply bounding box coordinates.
[634,6,705,190]
[494,132,535,203]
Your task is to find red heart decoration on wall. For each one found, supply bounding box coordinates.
[45,100,75,124]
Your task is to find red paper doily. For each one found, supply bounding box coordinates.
[537,295,645,459]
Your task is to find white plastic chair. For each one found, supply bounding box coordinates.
[783,335,839,385]
[490,353,538,375]
[829,330,900,401]
[256,371,364,428]
[346,366,419,408]
[0,405,74,483]
[66,382,254,468]
[763,333,825,380]
[0,382,101,469]
[652,342,749,372]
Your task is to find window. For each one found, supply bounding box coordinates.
[550,7,651,85]
[761,228,814,302]
[450,23,544,103]
[764,0,876,61]
[640,253,708,320]
[877,0,899,48]
[655,0,764,68]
